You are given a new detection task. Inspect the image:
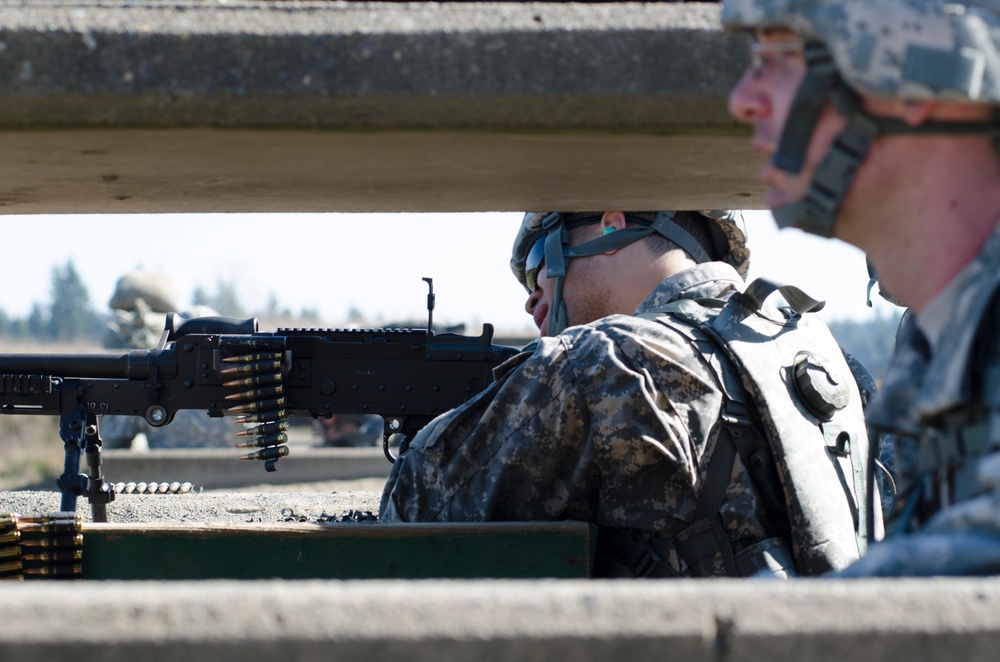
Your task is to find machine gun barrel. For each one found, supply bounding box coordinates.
[0,353,142,379]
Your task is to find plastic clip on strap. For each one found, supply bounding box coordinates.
[739,277,826,315]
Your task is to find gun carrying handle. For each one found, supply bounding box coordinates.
[163,313,259,343]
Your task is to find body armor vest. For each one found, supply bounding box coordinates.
[600,278,882,578]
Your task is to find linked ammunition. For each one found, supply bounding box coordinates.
[223,372,283,388]
[219,360,282,377]
[237,445,289,462]
[0,559,23,575]
[226,397,286,415]
[0,531,20,545]
[23,563,82,577]
[0,546,20,560]
[234,432,288,448]
[21,534,83,549]
[234,409,286,425]
[225,385,285,402]
[235,421,288,438]
[222,352,283,363]
[22,549,83,563]
[18,520,83,535]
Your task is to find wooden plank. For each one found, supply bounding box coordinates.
[80,521,595,579]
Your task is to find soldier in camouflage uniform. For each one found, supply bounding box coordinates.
[101,270,233,450]
[382,211,876,578]
[724,0,1000,575]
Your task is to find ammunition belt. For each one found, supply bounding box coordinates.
[109,481,199,495]
[0,511,84,581]
[223,349,290,472]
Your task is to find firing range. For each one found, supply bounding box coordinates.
[1,2,999,661]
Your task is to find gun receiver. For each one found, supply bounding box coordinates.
[0,303,518,520]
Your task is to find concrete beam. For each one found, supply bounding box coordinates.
[1,578,998,661]
[0,1,762,213]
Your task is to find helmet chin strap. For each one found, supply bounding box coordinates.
[539,212,709,336]
[769,41,871,237]
[772,42,1000,238]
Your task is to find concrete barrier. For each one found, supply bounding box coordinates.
[1,578,998,661]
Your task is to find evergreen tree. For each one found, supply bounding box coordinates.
[46,260,103,341]
[26,302,48,340]
[191,286,209,308]
[190,280,246,318]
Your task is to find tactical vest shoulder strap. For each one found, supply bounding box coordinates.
[644,279,880,574]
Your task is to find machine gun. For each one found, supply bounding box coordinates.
[0,280,519,521]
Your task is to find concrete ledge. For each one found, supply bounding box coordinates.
[0,2,739,129]
[0,1,763,212]
[1,578,998,661]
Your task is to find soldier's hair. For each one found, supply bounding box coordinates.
[562,211,713,261]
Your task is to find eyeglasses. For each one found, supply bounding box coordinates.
[749,39,804,76]
[524,236,546,294]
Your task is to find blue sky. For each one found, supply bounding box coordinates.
[2,211,899,334]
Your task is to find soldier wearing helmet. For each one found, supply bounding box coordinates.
[724,0,1000,575]
[512,211,750,336]
[382,210,878,578]
[101,270,233,450]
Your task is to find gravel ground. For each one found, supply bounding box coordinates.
[0,488,382,524]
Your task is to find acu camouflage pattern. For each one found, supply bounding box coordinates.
[721,0,1000,104]
[382,263,781,578]
[838,221,1000,577]
[648,280,879,574]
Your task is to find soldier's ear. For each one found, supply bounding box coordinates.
[600,212,627,232]
[599,212,627,255]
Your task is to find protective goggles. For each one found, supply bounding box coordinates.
[524,236,547,293]
[521,214,626,294]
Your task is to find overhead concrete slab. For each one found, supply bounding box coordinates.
[0,1,763,213]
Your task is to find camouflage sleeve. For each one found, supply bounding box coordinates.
[379,338,600,522]
[379,319,717,533]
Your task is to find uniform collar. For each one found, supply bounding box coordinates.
[912,220,1000,416]
[634,261,745,315]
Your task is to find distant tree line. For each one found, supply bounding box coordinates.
[827,309,905,383]
[0,261,104,342]
[1,262,908,372]
[0,260,324,344]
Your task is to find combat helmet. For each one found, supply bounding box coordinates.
[108,270,182,313]
[510,210,750,336]
[722,0,1000,236]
